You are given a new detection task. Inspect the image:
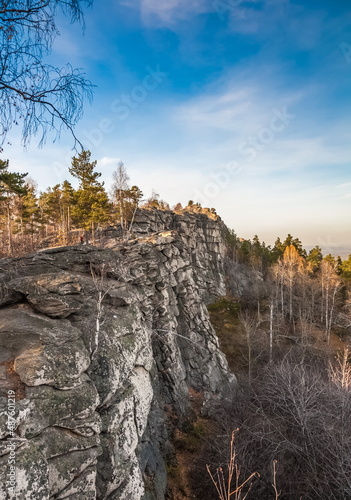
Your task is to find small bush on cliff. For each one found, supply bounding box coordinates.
[207,297,240,317]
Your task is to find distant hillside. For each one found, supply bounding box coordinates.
[305,245,351,260]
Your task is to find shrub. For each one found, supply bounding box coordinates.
[194,348,351,500]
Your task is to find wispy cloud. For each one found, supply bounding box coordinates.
[122,0,214,25]
[98,156,121,167]
[175,88,255,132]
[6,0,350,247]
[336,182,351,189]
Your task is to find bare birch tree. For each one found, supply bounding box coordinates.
[319,260,342,342]
[0,0,93,150]
[111,161,130,232]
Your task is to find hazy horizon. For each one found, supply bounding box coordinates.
[1,0,350,248]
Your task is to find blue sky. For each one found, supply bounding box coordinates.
[3,0,351,248]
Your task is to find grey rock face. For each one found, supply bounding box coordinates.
[0,210,238,500]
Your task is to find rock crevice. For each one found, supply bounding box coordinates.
[0,210,237,500]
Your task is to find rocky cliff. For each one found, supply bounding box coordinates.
[0,210,240,500]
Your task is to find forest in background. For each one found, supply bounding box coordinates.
[1,150,351,500]
[1,148,351,348]
[2,2,350,498]
[187,233,351,500]
[182,235,351,500]
[1,150,350,269]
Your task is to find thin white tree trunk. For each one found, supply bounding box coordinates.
[269,303,274,363]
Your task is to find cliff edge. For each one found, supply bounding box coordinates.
[0,209,238,500]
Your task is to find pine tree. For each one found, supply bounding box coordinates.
[272,237,285,261]
[0,159,28,254]
[282,234,306,257]
[39,184,63,234]
[250,235,263,271]
[69,150,102,188]
[61,181,75,242]
[39,182,75,244]
[69,151,110,236]
[341,255,351,280]
[17,181,41,250]
[306,245,323,272]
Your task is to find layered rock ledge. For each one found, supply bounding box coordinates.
[0,210,238,500]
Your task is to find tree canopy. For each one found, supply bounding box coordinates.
[69,150,110,231]
[0,159,27,199]
[0,0,93,151]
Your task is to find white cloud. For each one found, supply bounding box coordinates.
[175,88,255,132]
[6,32,350,248]
[226,0,324,52]
[98,156,121,167]
[172,61,307,137]
[122,0,214,25]
[111,67,351,247]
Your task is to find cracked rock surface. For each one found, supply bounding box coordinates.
[0,210,241,500]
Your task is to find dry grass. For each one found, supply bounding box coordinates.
[206,429,259,500]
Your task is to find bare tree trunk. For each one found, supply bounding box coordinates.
[289,275,293,322]
[257,300,261,323]
[66,205,70,243]
[280,277,284,316]
[269,303,274,363]
[325,282,330,341]
[240,311,261,386]
[91,221,95,244]
[128,202,139,234]
[6,203,12,254]
[321,273,325,324]
[327,286,339,343]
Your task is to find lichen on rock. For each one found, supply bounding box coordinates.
[0,209,239,500]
